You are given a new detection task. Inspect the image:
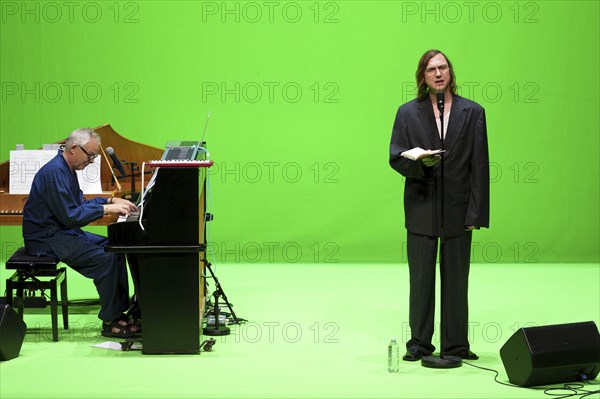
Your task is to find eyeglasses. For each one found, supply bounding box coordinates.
[77,145,98,160]
[425,64,449,75]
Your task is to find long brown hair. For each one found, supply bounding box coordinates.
[415,49,457,101]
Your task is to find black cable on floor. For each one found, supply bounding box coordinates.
[463,361,600,399]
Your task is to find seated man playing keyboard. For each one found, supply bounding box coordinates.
[22,128,140,338]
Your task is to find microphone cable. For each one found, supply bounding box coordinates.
[463,361,600,399]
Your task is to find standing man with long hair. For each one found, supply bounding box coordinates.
[389,50,490,361]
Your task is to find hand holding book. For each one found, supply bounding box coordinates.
[400,147,445,161]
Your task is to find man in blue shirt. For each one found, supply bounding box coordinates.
[23,128,140,338]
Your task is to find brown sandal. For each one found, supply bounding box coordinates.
[119,313,142,334]
[101,317,140,338]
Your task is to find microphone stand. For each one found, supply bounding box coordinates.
[123,161,139,202]
[202,258,241,336]
[438,94,445,243]
[420,92,461,368]
[100,146,122,192]
[201,210,242,336]
[421,92,462,369]
[203,282,231,336]
[437,94,447,356]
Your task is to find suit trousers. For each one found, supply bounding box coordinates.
[41,230,130,322]
[406,230,472,355]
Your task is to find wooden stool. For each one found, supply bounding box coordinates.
[5,247,68,342]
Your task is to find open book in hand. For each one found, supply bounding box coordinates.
[400,147,445,161]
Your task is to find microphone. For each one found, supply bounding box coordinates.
[106,147,126,177]
[436,92,445,113]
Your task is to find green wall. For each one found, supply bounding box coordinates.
[1,0,599,264]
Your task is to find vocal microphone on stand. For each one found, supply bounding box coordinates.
[421,90,462,368]
[106,147,127,177]
[437,92,445,115]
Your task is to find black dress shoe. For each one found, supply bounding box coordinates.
[447,349,479,360]
[402,348,426,361]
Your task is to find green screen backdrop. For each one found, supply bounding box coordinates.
[1,0,598,265]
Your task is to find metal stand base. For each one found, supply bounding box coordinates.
[421,355,462,369]
[203,324,231,336]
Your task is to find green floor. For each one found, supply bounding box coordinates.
[1,263,599,399]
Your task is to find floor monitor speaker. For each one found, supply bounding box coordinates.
[500,321,600,386]
[0,305,27,361]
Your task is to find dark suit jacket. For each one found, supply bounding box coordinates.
[390,95,489,237]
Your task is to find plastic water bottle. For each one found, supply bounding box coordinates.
[388,337,400,372]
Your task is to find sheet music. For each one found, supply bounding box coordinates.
[9,150,103,194]
[9,150,49,194]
